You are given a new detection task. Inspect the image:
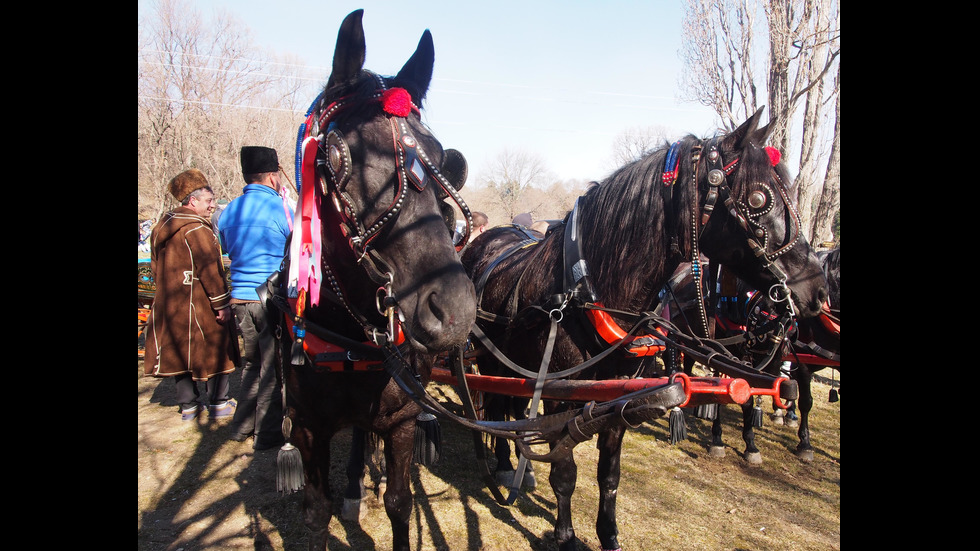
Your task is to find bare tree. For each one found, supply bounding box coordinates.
[811,61,839,245]
[138,0,307,220]
[680,0,840,242]
[477,149,552,223]
[681,0,761,129]
[608,125,674,167]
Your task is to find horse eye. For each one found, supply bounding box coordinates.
[748,190,768,209]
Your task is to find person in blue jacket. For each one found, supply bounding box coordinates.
[218,146,292,450]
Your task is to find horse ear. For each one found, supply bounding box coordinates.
[395,30,435,103]
[328,10,366,89]
[722,106,767,150]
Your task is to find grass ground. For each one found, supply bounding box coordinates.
[138,359,839,551]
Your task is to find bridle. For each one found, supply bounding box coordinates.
[673,136,805,337]
[291,71,472,346]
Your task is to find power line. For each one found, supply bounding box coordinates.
[138,49,694,107]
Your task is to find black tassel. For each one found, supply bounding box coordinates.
[694,403,717,420]
[413,412,441,466]
[277,443,305,493]
[276,415,305,493]
[751,397,764,428]
[829,388,839,402]
[668,407,687,444]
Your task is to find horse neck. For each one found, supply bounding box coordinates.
[305,213,385,341]
[575,143,701,313]
[577,189,687,313]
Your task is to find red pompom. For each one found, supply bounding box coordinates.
[382,88,414,117]
[765,146,781,166]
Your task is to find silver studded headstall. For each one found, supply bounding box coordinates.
[696,139,803,307]
[313,78,474,265]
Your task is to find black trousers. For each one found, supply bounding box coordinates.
[230,301,283,445]
[175,372,230,410]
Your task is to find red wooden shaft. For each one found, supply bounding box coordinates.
[429,367,753,405]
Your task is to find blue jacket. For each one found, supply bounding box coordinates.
[218,184,291,301]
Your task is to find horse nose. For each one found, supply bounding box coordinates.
[796,283,828,319]
[413,274,476,351]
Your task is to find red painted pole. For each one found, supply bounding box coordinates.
[429,368,755,406]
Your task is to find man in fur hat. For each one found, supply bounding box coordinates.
[218,146,292,450]
[145,169,239,421]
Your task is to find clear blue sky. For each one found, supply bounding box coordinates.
[139,0,722,183]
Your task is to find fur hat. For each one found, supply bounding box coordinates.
[240,146,279,182]
[168,169,210,202]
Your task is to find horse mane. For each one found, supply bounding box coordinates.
[575,135,702,312]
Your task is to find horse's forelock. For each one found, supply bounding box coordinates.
[729,143,782,195]
[322,71,383,110]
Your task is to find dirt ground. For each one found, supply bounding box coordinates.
[138,359,840,551]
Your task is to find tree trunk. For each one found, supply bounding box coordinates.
[795,0,829,236]
[811,62,840,246]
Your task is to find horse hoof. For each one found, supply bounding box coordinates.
[770,414,784,426]
[495,470,515,487]
[797,448,814,463]
[785,418,799,428]
[745,451,763,465]
[523,468,537,491]
[341,498,363,522]
[708,446,726,458]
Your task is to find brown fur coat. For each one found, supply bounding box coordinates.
[144,207,239,380]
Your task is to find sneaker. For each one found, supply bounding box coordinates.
[181,405,202,421]
[209,399,237,419]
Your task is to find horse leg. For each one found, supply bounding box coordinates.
[741,402,763,465]
[550,450,579,551]
[785,400,800,427]
[382,418,416,551]
[294,423,334,550]
[371,435,387,498]
[342,427,367,521]
[492,397,536,489]
[795,366,815,462]
[595,426,626,551]
[708,408,726,458]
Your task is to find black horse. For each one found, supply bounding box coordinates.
[271,11,477,551]
[662,247,839,463]
[461,111,829,551]
[785,246,840,461]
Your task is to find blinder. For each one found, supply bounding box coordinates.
[440,148,468,194]
[325,128,352,191]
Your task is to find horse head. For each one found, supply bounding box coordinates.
[695,108,828,319]
[300,10,476,353]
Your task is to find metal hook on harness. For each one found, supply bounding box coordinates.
[548,294,571,323]
[768,281,797,317]
[374,273,400,345]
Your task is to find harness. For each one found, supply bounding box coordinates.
[474,135,802,368]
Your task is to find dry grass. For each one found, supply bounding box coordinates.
[138,360,839,550]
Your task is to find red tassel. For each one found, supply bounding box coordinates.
[765,146,781,166]
[382,88,414,117]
